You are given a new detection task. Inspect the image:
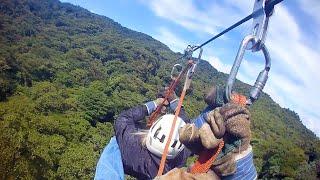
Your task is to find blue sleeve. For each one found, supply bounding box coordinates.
[193,106,212,128]
[95,137,124,180]
[145,101,157,115]
[222,152,257,180]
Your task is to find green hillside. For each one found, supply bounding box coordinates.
[0,0,319,179]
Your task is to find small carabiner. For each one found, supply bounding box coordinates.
[225,35,271,105]
[188,47,203,79]
[171,64,183,80]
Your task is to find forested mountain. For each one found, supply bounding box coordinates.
[0,0,319,179]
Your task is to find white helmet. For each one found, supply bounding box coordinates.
[146,114,186,159]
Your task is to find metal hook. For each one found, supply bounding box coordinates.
[170,64,183,80]
[225,35,271,105]
[184,45,194,60]
[224,0,275,105]
[188,47,203,79]
[250,0,273,52]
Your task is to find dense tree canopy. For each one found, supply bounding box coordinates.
[0,0,319,179]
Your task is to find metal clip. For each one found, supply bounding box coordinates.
[188,47,203,79]
[170,64,183,80]
[184,45,194,60]
[225,35,271,105]
[183,47,203,90]
[250,0,273,52]
[224,0,275,105]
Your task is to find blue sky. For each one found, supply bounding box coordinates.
[60,0,320,137]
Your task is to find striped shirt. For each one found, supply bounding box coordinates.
[223,147,257,180]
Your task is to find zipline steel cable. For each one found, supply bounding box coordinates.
[177,0,283,56]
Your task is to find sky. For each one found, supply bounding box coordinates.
[60,0,320,137]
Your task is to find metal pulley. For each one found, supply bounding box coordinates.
[184,45,195,60]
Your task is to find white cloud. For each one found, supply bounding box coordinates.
[263,5,320,136]
[152,27,188,52]
[140,0,253,35]
[298,0,320,27]
[205,55,231,74]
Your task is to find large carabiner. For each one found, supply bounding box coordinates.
[225,35,271,105]
[225,0,274,106]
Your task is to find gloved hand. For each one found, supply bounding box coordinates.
[154,98,169,113]
[211,103,251,176]
[179,102,251,177]
[219,103,251,152]
[179,107,225,154]
[145,98,169,115]
[155,168,220,180]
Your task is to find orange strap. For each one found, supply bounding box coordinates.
[188,93,246,174]
[147,62,193,128]
[189,141,224,174]
[157,85,188,176]
[230,93,247,106]
[146,80,177,127]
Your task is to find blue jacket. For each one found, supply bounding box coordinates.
[95,101,192,180]
[114,104,192,179]
[95,103,257,179]
[95,137,124,180]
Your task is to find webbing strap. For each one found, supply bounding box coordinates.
[147,62,193,127]
[189,141,224,174]
[230,93,247,106]
[188,93,246,174]
[157,83,188,176]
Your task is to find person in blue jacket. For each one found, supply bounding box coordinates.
[95,88,257,179]
[95,94,192,179]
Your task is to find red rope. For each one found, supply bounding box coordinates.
[157,83,188,176]
[147,62,193,127]
[189,141,224,174]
